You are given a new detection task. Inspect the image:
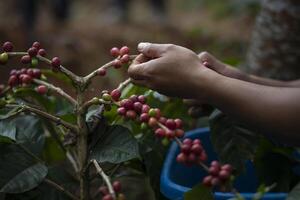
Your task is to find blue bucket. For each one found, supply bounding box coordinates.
[160,127,287,200]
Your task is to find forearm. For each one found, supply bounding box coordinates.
[200,74,300,145]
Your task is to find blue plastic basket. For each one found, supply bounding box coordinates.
[160,127,287,200]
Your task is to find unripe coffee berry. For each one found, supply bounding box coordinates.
[183,138,193,145]
[97,68,106,76]
[112,181,122,192]
[51,57,61,68]
[120,46,130,56]
[111,89,121,101]
[0,53,8,64]
[21,55,31,64]
[110,47,120,57]
[148,108,156,117]
[2,41,13,52]
[28,47,38,57]
[36,85,48,94]
[140,122,148,130]
[102,93,112,101]
[31,58,38,67]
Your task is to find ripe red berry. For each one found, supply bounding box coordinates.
[32,41,41,49]
[129,95,138,102]
[113,181,122,192]
[102,194,113,200]
[203,176,213,187]
[8,75,18,86]
[117,107,126,116]
[211,177,220,186]
[181,144,191,154]
[137,95,146,104]
[21,55,31,64]
[158,117,167,125]
[141,104,150,113]
[148,117,158,128]
[133,102,143,113]
[36,85,48,94]
[28,47,38,57]
[166,119,176,130]
[38,48,46,56]
[219,170,230,180]
[113,60,122,69]
[10,69,17,76]
[120,54,130,64]
[121,99,133,110]
[154,108,161,118]
[155,128,165,137]
[191,144,202,155]
[97,68,106,76]
[26,68,34,76]
[165,130,175,139]
[111,89,121,101]
[126,110,136,119]
[0,53,8,64]
[110,47,120,57]
[221,164,233,173]
[120,46,130,56]
[174,119,183,129]
[183,138,193,145]
[176,153,187,163]
[140,113,149,122]
[2,41,13,52]
[211,160,220,168]
[51,57,61,68]
[187,153,197,163]
[175,129,184,138]
[209,166,219,176]
[99,186,109,195]
[21,74,32,84]
[32,69,41,78]
[20,68,27,74]
[193,139,201,145]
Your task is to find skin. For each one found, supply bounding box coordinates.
[128,43,300,146]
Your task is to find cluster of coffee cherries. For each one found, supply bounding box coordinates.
[202,160,233,188]
[0,41,13,65]
[176,138,207,165]
[99,181,125,200]
[97,46,131,76]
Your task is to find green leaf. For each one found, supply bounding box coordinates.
[287,182,300,200]
[90,125,140,163]
[209,110,259,173]
[0,119,17,141]
[0,144,48,193]
[0,106,23,120]
[184,183,214,200]
[42,138,66,164]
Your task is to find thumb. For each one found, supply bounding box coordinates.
[137,42,170,58]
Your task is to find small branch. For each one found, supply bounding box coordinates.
[0,86,11,97]
[116,78,132,91]
[91,159,116,199]
[66,151,79,172]
[6,104,78,133]
[198,161,209,172]
[44,178,79,200]
[33,79,77,105]
[80,98,112,112]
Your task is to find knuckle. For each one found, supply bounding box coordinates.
[198,51,210,59]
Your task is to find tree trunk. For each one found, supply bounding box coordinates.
[246,0,300,80]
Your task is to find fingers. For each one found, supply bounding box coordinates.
[128,54,155,81]
[137,42,172,58]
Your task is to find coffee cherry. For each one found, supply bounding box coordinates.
[28,47,38,57]
[110,47,120,57]
[187,153,197,163]
[148,117,158,128]
[31,57,38,67]
[133,102,143,113]
[140,122,148,130]
[10,69,17,76]
[154,108,161,118]
[102,93,112,101]
[193,139,201,145]
[38,48,46,56]
[203,175,213,187]
[113,60,122,69]
[158,117,167,125]
[191,144,202,155]
[32,41,41,49]
[20,68,27,74]
[126,110,136,119]
[26,68,34,77]
[211,160,220,168]
[8,75,18,86]
[51,57,61,68]
[183,138,193,145]
[36,85,48,94]
[103,194,113,200]
[120,46,130,56]
[176,153,187,163]
[166,119,176,130]
[99,186,109,195]
[0,52,8,64]
[120,99,133,110]
[21,74,32,84]
[174,119,183,129]
[219,170,230,180]
[129,95,138,102]
[113,181,122,192]
[221,164,232,173]
[155,128,165,137]
[97,68,106,76]
[117,107,126,116]
[140,113,149,122]
[211,177,220,186]
[32,69,41,78]
[199,152,207,162]
[111,89,121,101]
[148,108,157,117]
[209,166,219,176]
[21,55,31,64]
[175,129,184,138]
[2,41,13,52]
[181,144,191,154]
[141,104,150,113]
[137,95,146,104]
[120,54,130,64]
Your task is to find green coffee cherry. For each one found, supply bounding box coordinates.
[140,122,148,130]
[31,57,38,67]
[102,93,112,101]
[0,53,9,64]
[148,108,156,117]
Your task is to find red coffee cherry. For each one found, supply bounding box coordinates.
[181,144,191,154]
[120,54,130,64]
[141,104,150,113]
[126,110,136,119]
[129,95,138,102]
[113,60,122,69]
[133,102,143,113]
[99,186,109,195]
[155,128,165,138]
[10,69,17,76]
[51,57,61,68]
[102,194,113,200]
[28,47,38,57]
[32,69,42,78]
[21,55,31,64]
[203,175,213,187]
[111,89,121,101]
[120,99,133,110]
[209,166,220,176]
[219,170,230,180]
[174,119,183,129]
[140,113,149,122]
[32,41,41,49]
[148,117,158,128]
[117,107,126,116]
[97,68,106,76]
[26,68,34,77]
[183,138,193,145]
[187,153,197,163]
[165,130,175,139]
[191,144,202,155]
[113,181,122,192]
[36,85,48,95]
[175,129,184,138]
[120,46,130,56]
[199,152,207,162]
[2,41,13,52]
[176,153,187,163]
[38,48,46,56]
[221,164,232,173]
[21,74,32,84]
[8,75,18,86]
[166,119,176,130]
[211,177,220,186]
[158,117,167,125]
[211,160,220,169]
[137,95,146,104]
[110,47,120,57]
[140,122,148,130]
[193,139,201,145]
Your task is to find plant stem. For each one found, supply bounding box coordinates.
[33,79,77,105]
[91,159,116,199]
[44,178,79,200]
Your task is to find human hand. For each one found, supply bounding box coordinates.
[128,43,218,99]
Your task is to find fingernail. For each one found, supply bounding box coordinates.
[138,42,150,51]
